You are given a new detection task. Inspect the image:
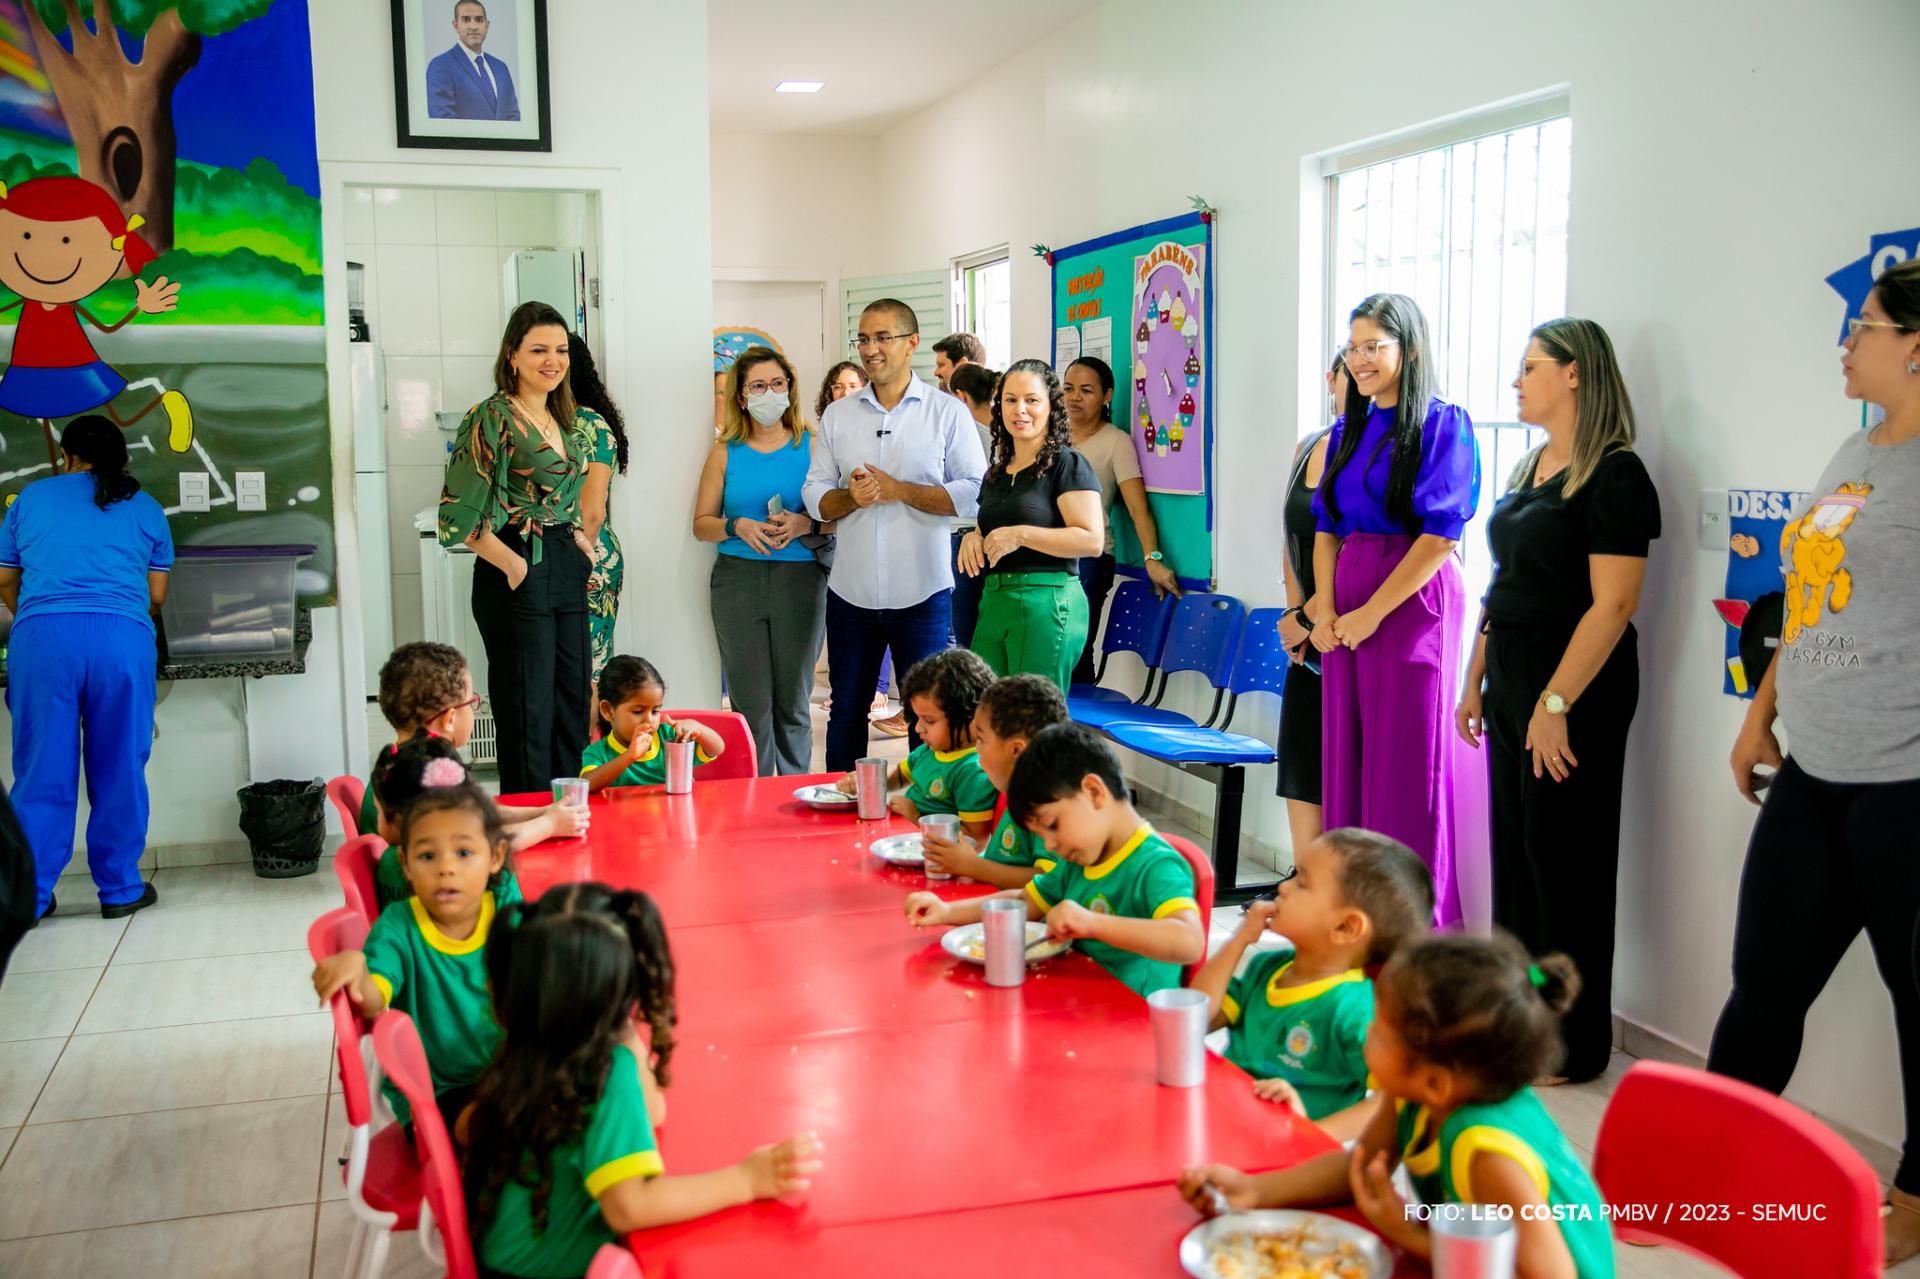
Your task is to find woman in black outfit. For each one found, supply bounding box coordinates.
[1456,318,1660,1085]
[1274,353,1347,856]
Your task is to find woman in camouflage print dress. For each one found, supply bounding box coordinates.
[568,333,629,688]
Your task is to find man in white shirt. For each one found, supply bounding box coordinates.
[804,300,988,770]
[426,0,521,121]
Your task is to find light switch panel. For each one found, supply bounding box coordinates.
[179,472,211,513]
[236,471,266,512]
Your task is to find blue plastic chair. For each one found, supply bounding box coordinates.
[1067,578,1175,707]
[1105,609,1290,902]
[1072,592,1244,732]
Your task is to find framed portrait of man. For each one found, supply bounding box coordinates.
[390,0,552,151]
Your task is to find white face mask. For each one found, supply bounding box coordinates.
[746,391,789,426]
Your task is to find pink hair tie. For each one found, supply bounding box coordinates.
[421,758,466,789]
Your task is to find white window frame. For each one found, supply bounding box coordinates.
[951,244,1012,370]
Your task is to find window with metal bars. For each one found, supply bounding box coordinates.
[1325,112,1572,611]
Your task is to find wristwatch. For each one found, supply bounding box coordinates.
[1145,551,1166,563]
[723,516,739,540]
[1539,690,1569,715]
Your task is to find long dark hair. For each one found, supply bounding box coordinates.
[61,415,139,509]
[493,302,577,432]
[814,360,867,420]
[566,331,628,474]
[464,883,677,1240]
[985,358,1069,487]
[1321,293,1437,533]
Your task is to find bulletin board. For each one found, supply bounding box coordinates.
[1048,210,1215,588]
[1712,488,1808,699]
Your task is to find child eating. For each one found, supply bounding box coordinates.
[580,656,727,792]
[465,882,821,1278]
[1190,828,1432,1139]
[1179,934,1614,1279]
[920,674,1066,888]
[312,769,520,1129]
[904,723,1204,997]
[837,648,997,841]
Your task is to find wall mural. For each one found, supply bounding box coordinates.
[0,0,330,598]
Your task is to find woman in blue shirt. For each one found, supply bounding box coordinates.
[0,416,173,921]
[693,346,825,776]
[1307,294,1480,926]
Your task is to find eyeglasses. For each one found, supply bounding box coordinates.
[434,694,482,719]
[853,333,917,350]
[1251,862,1300,902]
[744,378,790,395]
[1339,338,1399,366]
[1847,317,1911,339]
[1515,356,1561,381]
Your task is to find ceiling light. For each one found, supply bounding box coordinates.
[774,81,823,94]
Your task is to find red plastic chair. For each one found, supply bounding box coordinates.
[587,1244,643,1279]
[372,1011,478,1279]
[1163,833,1215,984]
[328,774,367,839]
[336,834,388,926]
[307,908,421,1279]
[1592,1061,1881,1277]
[666,708,757,781]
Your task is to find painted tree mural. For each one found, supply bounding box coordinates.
[24,0,274,254]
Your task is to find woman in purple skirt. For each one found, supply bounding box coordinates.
[1306,293,1480,925]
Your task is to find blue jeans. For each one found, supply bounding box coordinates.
[951,529,984,649]
[825,589,952,772]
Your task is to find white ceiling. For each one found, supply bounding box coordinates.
[707,0,1103,136]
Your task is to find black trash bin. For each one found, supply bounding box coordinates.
[237,778,327,879]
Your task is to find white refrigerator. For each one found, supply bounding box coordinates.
[349,342,394,687]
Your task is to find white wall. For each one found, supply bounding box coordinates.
[311,0,720,748]
[868,0,1920,1146]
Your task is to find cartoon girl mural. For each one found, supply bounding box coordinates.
[0,177,193,469]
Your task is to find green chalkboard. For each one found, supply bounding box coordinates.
[1049,211,1214,587]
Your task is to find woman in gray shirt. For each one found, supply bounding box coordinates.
[1712,258,1920,1266]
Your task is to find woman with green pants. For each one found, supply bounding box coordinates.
[960,359,1105,689]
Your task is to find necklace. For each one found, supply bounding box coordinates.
[510,393,562,450]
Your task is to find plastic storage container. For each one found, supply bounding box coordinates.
[161,545,314,664]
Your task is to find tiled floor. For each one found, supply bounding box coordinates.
[0,697,1909,1276]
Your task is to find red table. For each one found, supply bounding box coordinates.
[510,776,1418,1275]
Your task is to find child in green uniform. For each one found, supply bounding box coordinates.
[361,642,584,862]
[312,773,520,1129]
[366,737,550,911]
[1179,934,1615,1279]
[580,656,727,792]
[835,648,998,840]
[921,674,1065,888]
[1191,828,1433,1139]
[905,724,1205,997]
[464,883,821,1279]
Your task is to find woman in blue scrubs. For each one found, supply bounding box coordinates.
[0,416,172,920]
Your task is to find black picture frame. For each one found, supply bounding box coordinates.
[390,0,552,152]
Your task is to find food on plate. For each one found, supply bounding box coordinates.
[1207,1228,1369,1279]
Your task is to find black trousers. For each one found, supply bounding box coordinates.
[471,524,591,795]
[1071,552,1117,687]
[1485,624,1638,1082]
[1708,756,1920,1192]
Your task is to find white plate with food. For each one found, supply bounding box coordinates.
[869,833,927,866]
[1179,1210,1391,1279]
[939,921,1072,965]
[794,784,858,810]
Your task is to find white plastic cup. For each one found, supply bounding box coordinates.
[664,739,695,794]
[920,814,960,880]
[551,777,588,810]
[1431,1205,1519,1279]
[855,758,888,820]
[1147,988,1209,1087]
[981,899,1027,987]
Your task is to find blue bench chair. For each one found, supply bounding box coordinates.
[1066,579,1174,709]
[1069,592,1244,733]
[1104,608,1288,903]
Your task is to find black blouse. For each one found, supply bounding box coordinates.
[1484,448,1661,631]
[976,447,1101,574]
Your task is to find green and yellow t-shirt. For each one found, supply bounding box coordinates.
[479,1043,663,1278]
[900,745,997,823]
[979,810,1055,873]
[1024,824,1198,997]
[1221,947,1372,1119]
[579,722,716,789]
[363,877,520,1123]
[1395,1090,1615,1279]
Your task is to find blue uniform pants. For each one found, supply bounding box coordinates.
[6,613,155,912]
